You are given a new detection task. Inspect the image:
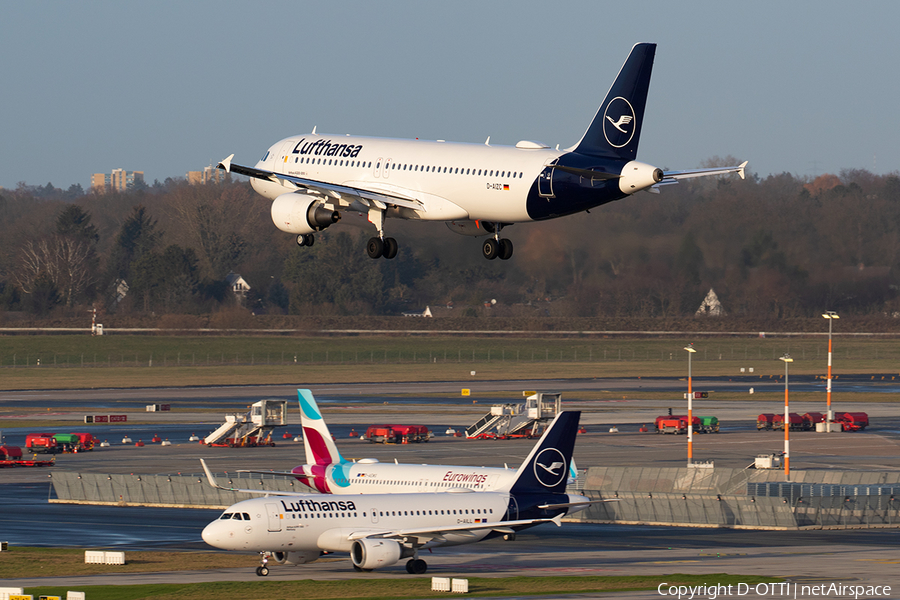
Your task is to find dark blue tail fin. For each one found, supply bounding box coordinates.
[572,43,656,161]
[508,411,581,495]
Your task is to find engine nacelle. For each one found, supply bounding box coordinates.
[446,220,496,237]
[271,192,341,235]
[270,550,318,565]
[618,161,663,194]
[350,538,402,570]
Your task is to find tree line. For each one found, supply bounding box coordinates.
[2,165,900,323]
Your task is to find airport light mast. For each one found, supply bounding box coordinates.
[822,311,839,428]
[779,354,793,479]
[684,344,697,466]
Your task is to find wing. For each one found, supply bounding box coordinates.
[347,513,564,546]
[201,459,313,496]
[236,469,312,479]
[642,161,747,195]
[217,155,425,213]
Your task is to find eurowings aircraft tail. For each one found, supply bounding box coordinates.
[572,42,655,161]
[298,389,346,467]
[507,411,581,496]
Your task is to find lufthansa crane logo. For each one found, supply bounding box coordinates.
[603,96,636,149]
[533,448,567,488]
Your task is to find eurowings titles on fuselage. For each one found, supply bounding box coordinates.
[217,43,746,261]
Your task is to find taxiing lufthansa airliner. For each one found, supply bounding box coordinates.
[201,411,592,575]
[217,43,746,260]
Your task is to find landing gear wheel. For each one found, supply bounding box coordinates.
[383,237,398,259]
[482,238,499,260]
[498,238,513,260]
[297,234,315,247]
[366,237,384,259]
[256,565,269,576]
[406,558,428,574]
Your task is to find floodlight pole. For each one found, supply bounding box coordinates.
[780,354,793,479]
[822,311,839,427]
[684,344,696,466]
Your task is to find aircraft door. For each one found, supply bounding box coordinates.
[276,140,295,174]
[384,158,393,179]
[506,496,518,521]
[538,158,557,198]
[371,508,379,524]
[265,503,283,532]
[374,157,384,178]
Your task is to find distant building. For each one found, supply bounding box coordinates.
[402,306,433,317]
[187,165,229,185]
[225,271,250,303]
[91,169,144,192]
[696,288,725,317]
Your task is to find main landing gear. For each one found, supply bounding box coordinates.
[296,233,315,247]
[366,236,398,259]
[482,237,513,260]
[406,558,428,574]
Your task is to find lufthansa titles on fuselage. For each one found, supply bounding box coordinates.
[280,498,357,514]
[292,138,363,158]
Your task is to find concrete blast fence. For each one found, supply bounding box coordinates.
[49,466,900,529]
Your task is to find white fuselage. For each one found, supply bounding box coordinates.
[298,459,519,494]
[202,490,508,554]
[250,134,563,223]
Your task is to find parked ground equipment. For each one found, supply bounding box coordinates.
[25,433,59,454]
[834,412,869,431]
[204,399,287,447]
[802,412,825,430]
[698,416,719,433]
[466,392,561,439]
[772,413,805,431]
[757,414,776,430]
[657,419,688,434]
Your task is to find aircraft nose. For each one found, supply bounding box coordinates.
[202,520,226,548]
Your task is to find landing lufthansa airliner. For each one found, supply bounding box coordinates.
[218,43,746,260]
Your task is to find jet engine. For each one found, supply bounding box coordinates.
[270,550,318,565]
[350,538,403,570]
[617,161,663,194]
[271,192,341,235]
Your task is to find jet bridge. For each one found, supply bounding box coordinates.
[465,392,562,439]
[204,399,287,447]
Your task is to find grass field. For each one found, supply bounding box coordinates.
[1,334,899,391]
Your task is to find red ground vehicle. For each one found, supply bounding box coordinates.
[70,432,96,451]
[757,414,776,430]
[802,413,825,430]
[365,426,395,444]
[834,412,869,431]
[657,419,688,434]
[25,433,59,454]
[655,415,699,433]
[0,445,23,460]
[390,425,430,443]
[365,425,430,443]
[772,413,805,431]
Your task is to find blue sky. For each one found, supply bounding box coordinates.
[2,1,898,190]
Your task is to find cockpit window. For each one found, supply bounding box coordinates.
[220,513,232,520]
[243,513,250,520]
[261,151,270,162]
